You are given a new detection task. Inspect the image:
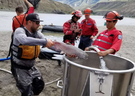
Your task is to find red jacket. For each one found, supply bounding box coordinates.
[92,28,122,53]
[63,20,81,45]
[12,7,34,32]
[63,20,81,35]
[81,18,98,36]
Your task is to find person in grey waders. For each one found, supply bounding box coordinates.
[10,13,53,96]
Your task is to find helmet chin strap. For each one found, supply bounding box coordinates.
[71,15,77,23]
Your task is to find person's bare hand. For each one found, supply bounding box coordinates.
[23,0,27,2]
[97,49,115,56]
[85,47,90,51]
[90,36,94,39]
[97,51,108,56]
[46,39,54,48]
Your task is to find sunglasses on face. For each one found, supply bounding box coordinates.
[75,16,80,19]
[32,21,40,25]
[35,21,40,25]
[106,20,113,23]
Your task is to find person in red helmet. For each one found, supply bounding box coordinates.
[85,11,124,56]
[78,8,98,50]
[63,10,82,45]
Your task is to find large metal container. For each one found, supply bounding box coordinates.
[59,51,135,96]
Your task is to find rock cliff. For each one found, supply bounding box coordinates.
[91,1,135,17]
[0,0,74,14]
[54,0,135,17]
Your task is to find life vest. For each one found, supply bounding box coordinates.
[93,29,122,51]
[69,20,79,31]
[13,14,27,32]
[11,27,40,60]
[63,20,80,43]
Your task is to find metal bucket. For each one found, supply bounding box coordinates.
[58,51,135,96]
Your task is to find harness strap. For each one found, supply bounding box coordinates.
[14,16,22,27]
[7,33,14,58]
[7,26,27,58]
[10,27,37,60]
[14,14,26,28]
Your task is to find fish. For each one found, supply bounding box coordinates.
[53,41,88,59]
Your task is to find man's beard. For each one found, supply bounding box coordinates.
[31,26,37,33]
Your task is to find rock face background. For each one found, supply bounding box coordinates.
[90,1,135,17]
[1,0,135,16]
[55,0,100,7]
[0,0,74,14]
[54,0,135,17]
[37,0,74,13]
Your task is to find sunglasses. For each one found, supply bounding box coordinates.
[106,20,113,23]
[32,21,40,25]
[35,21,40,25]
[75,16,80,19]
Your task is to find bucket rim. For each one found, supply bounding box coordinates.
[64,52,135,73]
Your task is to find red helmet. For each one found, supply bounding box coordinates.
[104,11,123,21]
[72,10,82,17]
[84,8,91,15]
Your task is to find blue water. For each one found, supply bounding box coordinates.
[0,11,135,32]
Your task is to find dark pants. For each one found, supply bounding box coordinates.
[11,60,44,96]
[78,35,93,50]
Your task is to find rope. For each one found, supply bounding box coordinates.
[0,68,62,86]
[0,68,12,74]
[45,77,61,86]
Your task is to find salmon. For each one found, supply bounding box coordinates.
[53,41,88,59]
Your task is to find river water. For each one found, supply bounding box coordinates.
[0,11,135,31]
[0,11,135,44]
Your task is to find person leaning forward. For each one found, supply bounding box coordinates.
[10,13,53,96]
[63,10,82,45]
[85,11,123,56]
[12,0,34,32]
[78,8,98,50]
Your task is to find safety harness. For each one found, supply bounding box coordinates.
[7,27,40,60]
[7,14,26,58]
[63,20,80,44]
[13,14,26,32]
[13,28,40,60]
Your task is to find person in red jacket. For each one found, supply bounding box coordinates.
[63,10,82,45]
[78,8,98,50]
[85,11,124,56]
[12,0,34,32]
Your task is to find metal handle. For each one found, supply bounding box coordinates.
[88,46,100,53]
[57,80,63,89]
[88,46,102,58]
[88,46,108,70]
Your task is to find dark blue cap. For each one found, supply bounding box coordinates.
[26,13,43,22]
